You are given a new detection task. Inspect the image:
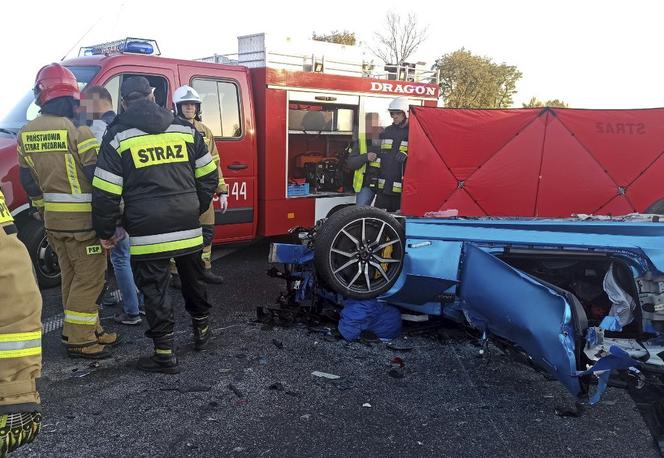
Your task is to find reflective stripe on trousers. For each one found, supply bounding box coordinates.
[0,331,41,359]
[64,310,98,326]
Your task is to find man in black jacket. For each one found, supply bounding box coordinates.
[91,77,218,373]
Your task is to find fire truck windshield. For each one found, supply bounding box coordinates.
[0,66,100,134]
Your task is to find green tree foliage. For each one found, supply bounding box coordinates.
[312,30,357,46]
[434,49,523,108]
[522,97,569,108]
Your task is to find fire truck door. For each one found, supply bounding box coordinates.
[178,66,257,243]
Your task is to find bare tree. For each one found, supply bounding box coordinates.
[370,11,429,65]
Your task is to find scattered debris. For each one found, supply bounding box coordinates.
[330,379,353,391]
[362,403,372,408]
[88,362,100,368]
[386,341,415,352]
[388,368,405,379]
[272,339,284,349]
[268,382,285,391]
[401,313,429,322]
[359,330,380,343]
[228,383,244,398]
[71,370,91,378]
[555,402,585,418]
[159,385,212,393]
[312,371,340,380]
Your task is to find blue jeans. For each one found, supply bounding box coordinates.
[356,187,376,206]
[110,236,141,316]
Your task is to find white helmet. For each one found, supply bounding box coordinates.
[388,97,411,118]
[173,85,201,116]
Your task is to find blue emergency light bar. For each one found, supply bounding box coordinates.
[79,38,161,57]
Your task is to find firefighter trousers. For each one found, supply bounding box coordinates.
[374,193,401,213]
[0,227,42,413]
[169,225,215,272]
[133,251,212,348]
[48,232,107,347]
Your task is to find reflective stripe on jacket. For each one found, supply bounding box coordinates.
[192,119,228,195]
[17,115,99,232]
[376,123,408,195]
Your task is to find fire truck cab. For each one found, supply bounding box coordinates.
[0,34,439,287]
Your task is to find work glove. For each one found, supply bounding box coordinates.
[219,194,228,213]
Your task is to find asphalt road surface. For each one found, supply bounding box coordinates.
[15,240,659,457]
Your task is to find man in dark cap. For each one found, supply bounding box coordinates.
[92,77,218,373]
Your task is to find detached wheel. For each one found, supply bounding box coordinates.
[645,198,664,214]
[314,206,405,299]
[17,218,60,289]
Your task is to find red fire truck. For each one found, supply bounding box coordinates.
[0,35,439,286]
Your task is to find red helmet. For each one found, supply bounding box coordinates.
[33,63,80,107]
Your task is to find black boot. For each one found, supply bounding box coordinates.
[137,352,180,374]
[137,337,179,374]
[202,268,224,284]
[192,316,212,351]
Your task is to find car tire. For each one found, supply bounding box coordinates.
[314,206,405,300]
[17,218,61,289]
[645,198,664,215]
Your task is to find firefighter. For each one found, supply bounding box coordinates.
[346,112,383,205]
[0,189,42,457]
[171,85,228,285]
[92,77,218,373]
[17,63,117,359]
[374,97,411,212]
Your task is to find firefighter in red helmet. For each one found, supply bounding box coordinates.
[17,63,119,359]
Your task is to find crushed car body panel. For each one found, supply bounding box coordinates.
[458,243,582,395]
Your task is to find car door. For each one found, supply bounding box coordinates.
[458,243,585,396]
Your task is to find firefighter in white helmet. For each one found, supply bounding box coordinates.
[171,85,228,285]
[374,97,411,212]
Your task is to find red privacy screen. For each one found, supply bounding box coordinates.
[402,107,664,217]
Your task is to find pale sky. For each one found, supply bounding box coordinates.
[1,0,663,115]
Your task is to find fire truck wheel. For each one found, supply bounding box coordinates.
[314,206,405,300]
[645,198,664,215]
[18,218,61,288]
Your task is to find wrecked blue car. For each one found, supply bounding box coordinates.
[269,206,664,404]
